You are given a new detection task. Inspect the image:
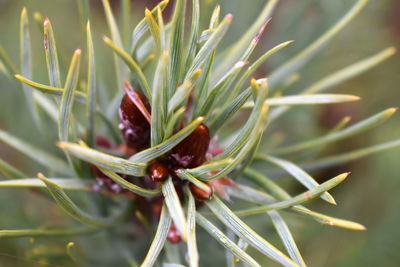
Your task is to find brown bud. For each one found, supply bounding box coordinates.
[189,182,213,200]
[119,91,151,151]
[168,124,210,168]
[149,161,169,182]
[167,223,181,243]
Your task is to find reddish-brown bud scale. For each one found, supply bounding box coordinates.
[168,124,210,168]
[208,177,236,200]
[149,161,169,182]
[119,91,151,151]
[189,182,213,200]
[167,223,181,243]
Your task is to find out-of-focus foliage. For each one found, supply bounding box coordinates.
[0,0,399,266]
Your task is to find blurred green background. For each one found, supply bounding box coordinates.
[0,0,399,266]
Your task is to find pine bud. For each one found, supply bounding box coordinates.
[168,124,210,168]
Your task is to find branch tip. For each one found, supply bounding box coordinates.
[44,16,50,27]
[56,141,67,149]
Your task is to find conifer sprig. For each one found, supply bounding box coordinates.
[0,0,398,266]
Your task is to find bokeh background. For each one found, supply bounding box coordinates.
[0,0,399,266]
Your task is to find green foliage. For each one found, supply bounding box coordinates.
[0,0,397,266]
